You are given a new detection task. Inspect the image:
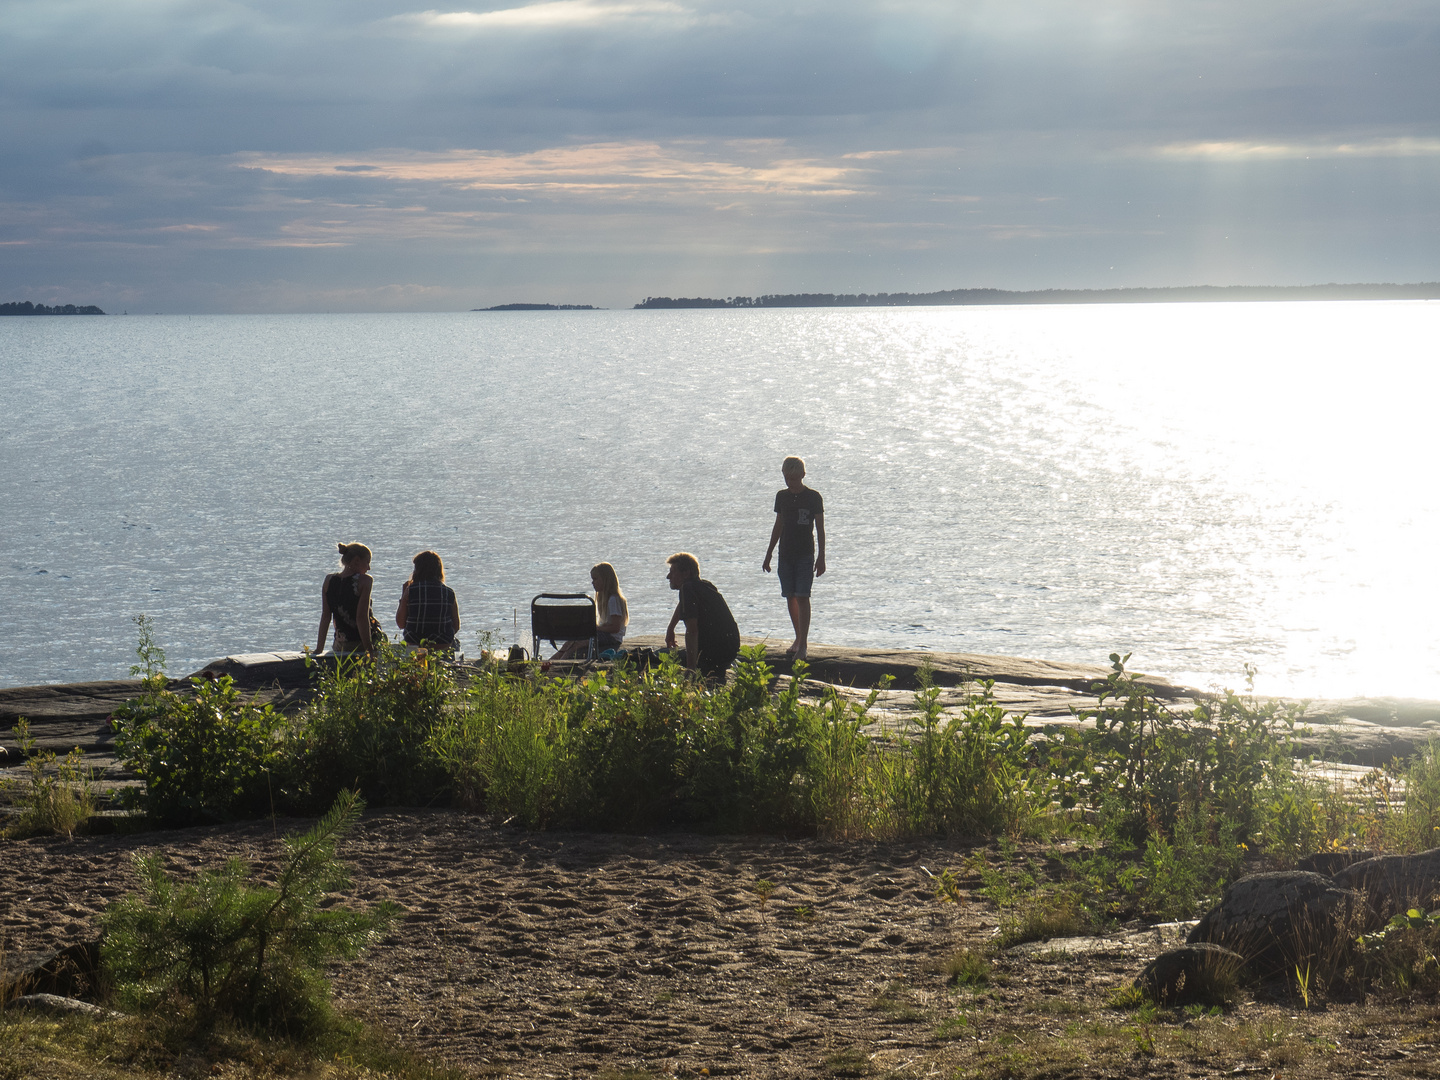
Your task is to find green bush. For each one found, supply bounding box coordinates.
[872,667,1048,839]
[112,674,299,825]
[2,718,96,838]
[300,647,456,808]
[101,791,399,1036]
[431,647,845,832]
[1040,654,1316,914]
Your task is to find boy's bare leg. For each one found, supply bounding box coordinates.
[786,596,812,659]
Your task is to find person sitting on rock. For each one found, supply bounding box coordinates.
[664,551,740,681]
[395,549,461,650]
[317,542,378,655]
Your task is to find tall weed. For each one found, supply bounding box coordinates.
[3,718,96,838]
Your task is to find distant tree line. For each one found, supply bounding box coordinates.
[475,303,599,311]
[634,283,1440,309]
[1,300,106,315]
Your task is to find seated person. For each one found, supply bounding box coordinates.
[395,550,461,649]
[316,541,378,655]
[555,561,629,658]
[664,551,740,680]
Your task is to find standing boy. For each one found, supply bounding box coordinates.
[762,455,825,660]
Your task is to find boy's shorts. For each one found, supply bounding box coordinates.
[777,555,814,598]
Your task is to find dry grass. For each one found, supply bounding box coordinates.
[0,1011,466,1080]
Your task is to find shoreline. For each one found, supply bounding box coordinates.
[3,641,1438,782]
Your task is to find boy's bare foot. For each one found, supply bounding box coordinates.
[783,642,799,658]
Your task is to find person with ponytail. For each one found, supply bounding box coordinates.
[315,542,379,655]
[395,549,461,649]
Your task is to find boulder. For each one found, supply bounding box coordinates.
[1187,872,1366,976]
[11,993,122,1019]
[1135,944,1245,1005]
[0,940,103,1003]
[1296,850,1375,876]
[1333,848,1440,919]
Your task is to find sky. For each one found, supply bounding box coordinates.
[2,0,1439,312]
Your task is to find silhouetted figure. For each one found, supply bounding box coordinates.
[664,552,739,680]
[317,542,378,655]
[762,455,825,660]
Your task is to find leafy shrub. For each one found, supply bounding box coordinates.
[873,666,1047,839]
[1040,654,1317,915]
[1356,906,1440,993]
[432,647,842,831]
[101,791,399,1035]
[3,718,96,838]
[112,674,299,825]
[300,647,456,808]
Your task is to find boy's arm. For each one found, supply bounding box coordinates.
[762,513,783,572]
[681,589,701,669]
[815,511,826,576]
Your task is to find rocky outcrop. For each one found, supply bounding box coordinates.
[1333,849,1440,919]
[1136,943,1245,1005]
[0,940,103,1003]
[1186,872,1367,977]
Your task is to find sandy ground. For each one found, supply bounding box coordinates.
[5,810,1440,1078]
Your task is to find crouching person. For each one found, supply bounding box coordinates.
[664,551,740,681]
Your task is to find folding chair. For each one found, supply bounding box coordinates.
[530,593,597,660]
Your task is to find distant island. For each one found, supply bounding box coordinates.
[1,301,106,315]
[474,303,599,311]
[634,283,1440,309]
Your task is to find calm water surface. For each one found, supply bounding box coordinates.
[2,303,1437,699]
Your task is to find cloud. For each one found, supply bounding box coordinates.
[235,141,866,199]
[1154,136,1440,160]
[5,1,1440,309]
[390,1,693,31]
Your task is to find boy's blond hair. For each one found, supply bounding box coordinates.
[667,551,700,577]
[782,455,806,477]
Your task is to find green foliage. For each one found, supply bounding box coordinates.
[111,675,297,825]
[873,667,1048,839]
[941,947,991,987]
[101,790,399,1036]
[106,623,1440,884]
[430,647,877,833]
[128,614,167,682]
[973,848,1097,946]
[1367,740,1440,853]
[301,646,459,808]
[3,718,96,838]
[933,867,963,905]
[1040,654,1314,917]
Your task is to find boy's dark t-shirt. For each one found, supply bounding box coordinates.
[679,577,741,676]
[774,486,824,559]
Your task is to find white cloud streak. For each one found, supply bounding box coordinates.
[1155,137,1440,160]
[235,141,866,198]
[391,1,693,31]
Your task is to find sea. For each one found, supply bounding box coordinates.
[2,302,1437,700]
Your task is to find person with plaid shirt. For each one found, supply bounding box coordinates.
[395,549,461,648]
